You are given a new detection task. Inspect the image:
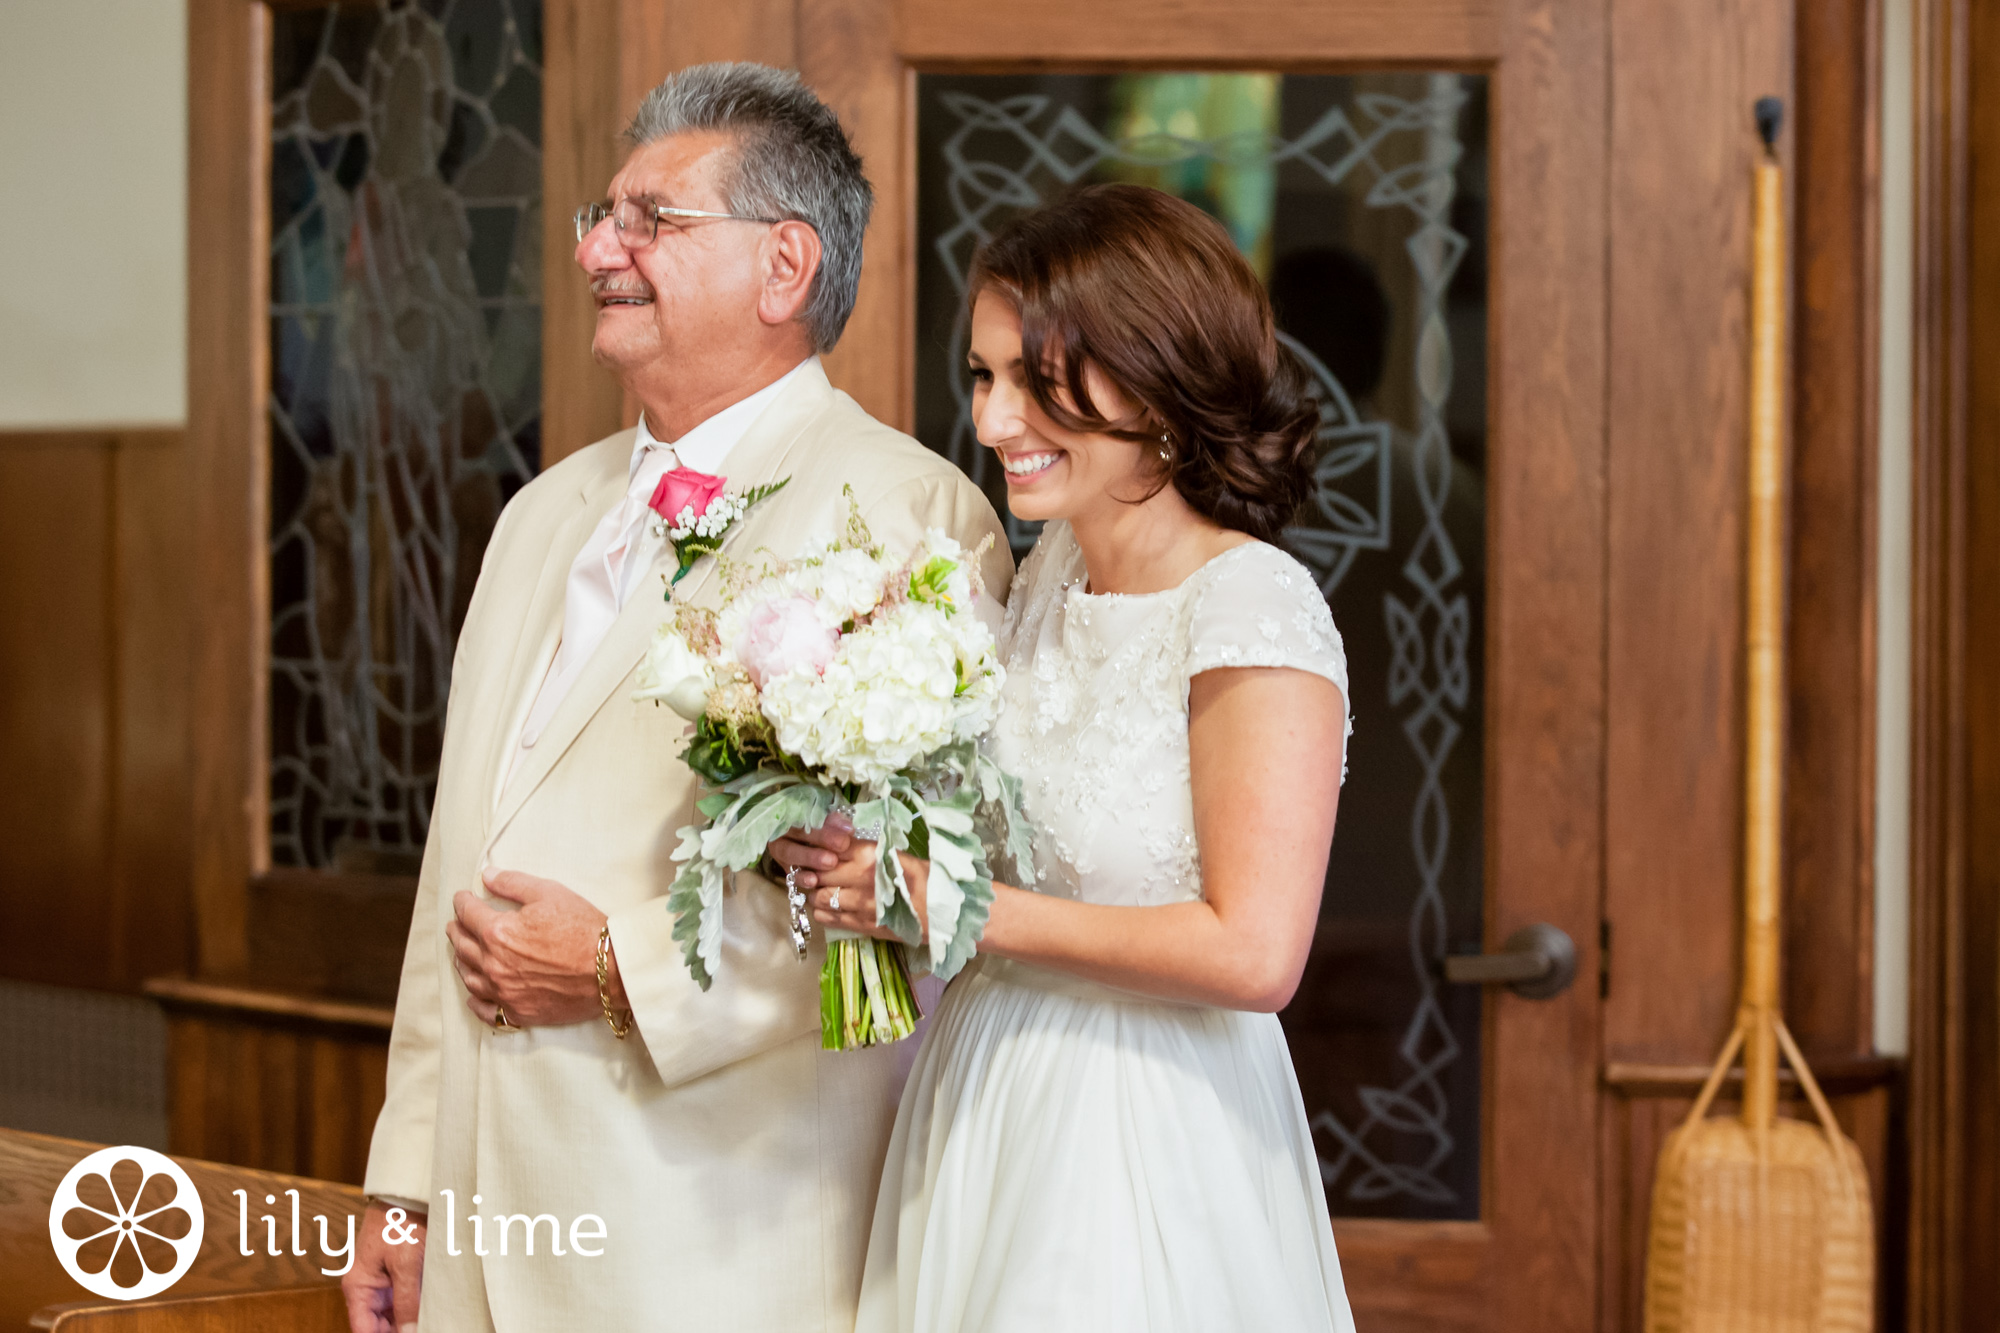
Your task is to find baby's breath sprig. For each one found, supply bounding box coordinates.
[659,477,790,596]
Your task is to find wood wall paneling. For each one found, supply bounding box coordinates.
[246,870,418,1006]
[111,435,196,987]
[0,430,192,992]
[1604,0,1792,1068]
[0,438,115,988]
[1601,0,1783,1313]
[148,978,391,1186]
[1326,1222,1484,1333]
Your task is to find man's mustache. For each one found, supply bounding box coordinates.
[591,277,655,303]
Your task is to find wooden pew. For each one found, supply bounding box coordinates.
[30,1286,341,1332]
[1,1129,362,1332]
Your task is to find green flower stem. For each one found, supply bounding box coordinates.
[855,938,893,1044]
[819,934,920,1050]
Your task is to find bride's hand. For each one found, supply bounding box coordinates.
[766,817,928,940]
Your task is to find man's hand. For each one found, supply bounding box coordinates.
[342,1201,424,1333]
[447,869,628,1029]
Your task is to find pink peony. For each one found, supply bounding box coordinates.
[736,596,840,687]
[648,466,729,524]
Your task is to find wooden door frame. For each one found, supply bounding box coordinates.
[187,0,268,981]
[1907,0,2000,1325]
[807,3,1609,1328]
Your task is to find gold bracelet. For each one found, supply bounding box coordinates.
[596,925,633,1040]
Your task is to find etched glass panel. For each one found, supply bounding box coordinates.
[269,0,543,872]
[917,73,1488,1219]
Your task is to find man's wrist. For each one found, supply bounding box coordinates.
[600,927,630,1009]
[597,923,634,1038]
[368,1194,429,1218]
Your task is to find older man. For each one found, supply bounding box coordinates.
[342,63,1010,1333]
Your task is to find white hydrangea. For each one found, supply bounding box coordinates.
[761,603,966,789]
[646,514,1008,793]
[794,547,891,627]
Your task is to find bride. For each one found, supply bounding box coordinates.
[770,182,1356,1333]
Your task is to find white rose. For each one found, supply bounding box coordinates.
[634,629,715,722]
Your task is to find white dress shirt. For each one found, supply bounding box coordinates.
[503,359,815,787]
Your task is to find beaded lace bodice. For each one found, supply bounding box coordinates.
[989,521,1350,908]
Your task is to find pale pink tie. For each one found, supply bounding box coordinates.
[517,449,673,749]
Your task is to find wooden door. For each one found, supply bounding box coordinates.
[802,3,1607,1329]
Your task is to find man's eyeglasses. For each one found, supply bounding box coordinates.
[574,198,781,247]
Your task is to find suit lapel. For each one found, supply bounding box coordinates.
[465,435,633,823]
[485,365,835,846]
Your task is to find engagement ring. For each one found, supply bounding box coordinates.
[829,887,841,913]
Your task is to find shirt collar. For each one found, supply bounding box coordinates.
[630,357,817,482]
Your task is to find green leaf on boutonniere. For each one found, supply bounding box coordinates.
[666,476,791,592]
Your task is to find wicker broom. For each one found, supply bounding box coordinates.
[1640,99,1876,1333]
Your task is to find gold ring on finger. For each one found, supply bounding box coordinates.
[493,1004,521,1034]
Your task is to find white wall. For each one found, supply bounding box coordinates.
[0,0,187,427]
[1875,0,1914,1057]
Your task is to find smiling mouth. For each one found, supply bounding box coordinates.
[594,287,653,309]
[1000,451,1061,481]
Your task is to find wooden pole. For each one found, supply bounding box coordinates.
[1644,104,1876,1333]
[1741,102,1786,1133]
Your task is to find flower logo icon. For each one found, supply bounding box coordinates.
[48,1146,204,1300]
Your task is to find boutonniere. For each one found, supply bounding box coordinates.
[647,467,789,592]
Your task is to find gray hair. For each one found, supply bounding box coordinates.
[626,63,873,353]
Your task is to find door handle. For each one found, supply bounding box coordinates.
[1441,923,1578,1000]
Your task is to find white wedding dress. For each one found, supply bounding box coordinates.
[855,521,1357,1333]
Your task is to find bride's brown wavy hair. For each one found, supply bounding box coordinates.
[966,182,1318,542]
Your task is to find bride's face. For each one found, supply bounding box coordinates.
[967,291,1154,526]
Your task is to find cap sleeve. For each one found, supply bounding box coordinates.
[1185,543,1352,780]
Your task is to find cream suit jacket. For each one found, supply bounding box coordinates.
[364,361,1012,1332]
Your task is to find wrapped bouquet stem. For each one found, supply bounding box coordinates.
[638,494,1034,1050]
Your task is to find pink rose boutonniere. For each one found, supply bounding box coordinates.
[647,466,788,592]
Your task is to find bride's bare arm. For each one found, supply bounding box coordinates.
[766,665,1343,1012]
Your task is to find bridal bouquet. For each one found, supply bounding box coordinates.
[635,496,1034,1050]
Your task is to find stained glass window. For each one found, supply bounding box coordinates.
[917,73,1489,1219]
[269,0,543,873]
